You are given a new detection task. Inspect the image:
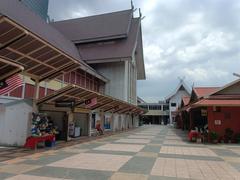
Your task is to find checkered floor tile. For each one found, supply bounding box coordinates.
[0,125,240,180]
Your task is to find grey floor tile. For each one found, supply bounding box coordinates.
[141,145,161,153]
[151,140,164,144]
[22,153,76,165]
[25,166,113,180]
[158,153,223,161]
[148,175,190,180]
[0,173,16,179]
[74,142,104,149]
[87,149,136,156]
[229,162,240,172]
[210,148,240,157]
[119,156,156,174]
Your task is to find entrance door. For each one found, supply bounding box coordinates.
[74,113,89,136]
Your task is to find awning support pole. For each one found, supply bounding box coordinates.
[33,79,40,113]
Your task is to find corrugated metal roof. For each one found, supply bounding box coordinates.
[193,87,219,98]
[0,0,81,61]
[193,99,240,107]
[0,0,108,82]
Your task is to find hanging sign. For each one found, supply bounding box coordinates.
[214,120,221,125]
[201,109,207,116]
[55,100,75,108]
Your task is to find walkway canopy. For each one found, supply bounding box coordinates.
[0,58,24,81]
[0,0,106,82]
[37,85,144,115]
[0,16,81,82]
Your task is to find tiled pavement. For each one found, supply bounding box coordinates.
[0,125,240,180]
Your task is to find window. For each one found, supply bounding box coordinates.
[139,105,148,110]
[91,114,96,129]
[163,105,169,111]
[149,105,161,110]
[171,103,177,107]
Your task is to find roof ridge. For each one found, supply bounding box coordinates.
[52,9,133,23]
[194,87,219,88]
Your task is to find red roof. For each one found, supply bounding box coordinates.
[193,87,219,98]
[182,96,190,106]
[193,99,240,107]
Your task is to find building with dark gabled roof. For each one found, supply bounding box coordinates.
[52,9,146,105]
[0,0,145,146]
[51,9,133,43]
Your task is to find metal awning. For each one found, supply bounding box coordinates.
[37,84,144,115]
[0,16,81,82]
[0,58,24,81]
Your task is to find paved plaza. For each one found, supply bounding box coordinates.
[0,125,240,180]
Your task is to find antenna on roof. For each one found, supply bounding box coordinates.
[178,76,185,83]
[131,0,134,10]
[139,8,142,17]
[233,72,240,78]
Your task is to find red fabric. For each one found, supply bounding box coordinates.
[24,135,55,149]
[85,97,97,108]
[188,131,199,141]
[96,124,101,131]
[0,75,23,95]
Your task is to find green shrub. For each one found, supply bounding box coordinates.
[210,131,218,141]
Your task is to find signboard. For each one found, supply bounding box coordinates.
[55,100,75,108]
[201,109,207,116]
[214,120,221,125]
[85,97,97,108]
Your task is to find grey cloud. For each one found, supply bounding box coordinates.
[49,0,240,102]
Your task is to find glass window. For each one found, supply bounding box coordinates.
[171,103,177,107]
[139,105,148,110]
[163,105,169,111]
[149,105,161,110]
[91,114,96,129]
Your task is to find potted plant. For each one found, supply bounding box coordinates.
[225,128,234,143]
[234,133,240,144]
[219,136,224,143]
[210,131,218,144]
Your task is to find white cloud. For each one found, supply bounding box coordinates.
[49,0,240,102]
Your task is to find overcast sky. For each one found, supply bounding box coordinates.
[49,0,240,102]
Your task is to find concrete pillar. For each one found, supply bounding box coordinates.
[32,79,40,113]
[67,111,74,141]
[88,112,92,136]
[111,112,114,131]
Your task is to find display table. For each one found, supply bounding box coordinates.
[188,130,200,142]
[24,135,55,149]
